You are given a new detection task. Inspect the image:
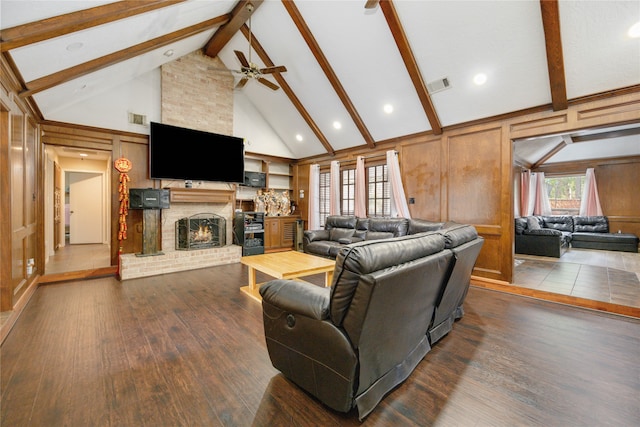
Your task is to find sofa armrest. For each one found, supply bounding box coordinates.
[524,228,562,236]
[259,279,331,320]
[304,229,330,243]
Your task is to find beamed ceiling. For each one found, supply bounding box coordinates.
[1,0,639,163]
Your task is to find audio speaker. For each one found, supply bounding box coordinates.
[129,188,170,209]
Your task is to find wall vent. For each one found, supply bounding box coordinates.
[128,112,148,126]
[426,77,451,94]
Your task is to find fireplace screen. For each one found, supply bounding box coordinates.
[176,213,225,250]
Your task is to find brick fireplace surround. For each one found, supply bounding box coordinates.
[119,188,241,280]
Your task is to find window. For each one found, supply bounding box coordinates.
[341,168,355,216]
[318,171,330,227]
[545,174,585,215]
[368,164,390,217]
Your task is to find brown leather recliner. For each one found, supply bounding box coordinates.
[259,232,455,420]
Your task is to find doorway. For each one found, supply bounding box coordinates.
[44,145,111,275]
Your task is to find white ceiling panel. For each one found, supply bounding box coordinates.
[395,1,551,126]
[294,0,432,141]
[559,1,640,98]
[10,1,232,82]
[0,0,117,28]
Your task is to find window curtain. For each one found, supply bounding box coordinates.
[579,168,603,216]
[532,172,552,216]
[308,164,320,230]
[386,150,411,218]
[519,170,537,217]
[354,155,366,218]
[329,160,341,216]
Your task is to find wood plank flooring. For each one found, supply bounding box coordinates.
[2,263,639,426]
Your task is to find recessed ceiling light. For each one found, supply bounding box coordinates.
[333,121,342,130]
[164,49,174,57]
[295,134,303,142]
[66,42,84,51]
[79,153,89,157]
[473,73,488,86]
[383,104,394,114]
[628,21,640,38]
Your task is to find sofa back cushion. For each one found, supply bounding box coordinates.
[438,223,479,249]
[573,216,609,233]
[542,215,574,232]
[409,218,444,234]
[330,227,355,242]
[515,217,527,235]
[354,218,370,239]
[330,233,445,327]
[325,215,357,230]
[368,217,409,237]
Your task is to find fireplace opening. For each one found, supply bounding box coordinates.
[176,213,226,250]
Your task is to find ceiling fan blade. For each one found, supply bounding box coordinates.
[260,65,287,75]
[235,78,249,89]
[364,0,379,9]
[234,50,250,68]
[257,78,279,91]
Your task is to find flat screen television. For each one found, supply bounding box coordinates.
[149,122,245,183]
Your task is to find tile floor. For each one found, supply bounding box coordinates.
[513,248,640,308]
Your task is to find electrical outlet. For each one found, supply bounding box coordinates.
[409,197,415,204]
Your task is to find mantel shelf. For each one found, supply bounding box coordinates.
[168,188,235,204]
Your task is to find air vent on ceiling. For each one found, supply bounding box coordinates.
[426,77,451,94]
[128,112,148,126]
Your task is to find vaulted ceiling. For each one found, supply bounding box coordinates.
[2,0,639,161]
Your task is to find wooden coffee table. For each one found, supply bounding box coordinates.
[240,251,336,302]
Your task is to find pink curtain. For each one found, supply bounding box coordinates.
[386,150,411,218]
[308,164,320,229]
[579,168,603,216]
[519,170,531,217]
[329,160,340,215]
[532,172,552,215]
[354,156,366,218]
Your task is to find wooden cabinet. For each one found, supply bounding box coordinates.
[265,216,299,252]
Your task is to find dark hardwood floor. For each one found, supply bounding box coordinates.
[2,263,639,426]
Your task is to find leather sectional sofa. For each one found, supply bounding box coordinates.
[259,222,483,419]
[515,215,639,257]
[303,215,445,258]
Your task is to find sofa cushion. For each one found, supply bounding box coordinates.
[439,224,479,249]
[542,215,574,232]
[515,217,527,235]
[408,218,444,234]
[571,232,637,244]
[368,217,409,237]
[330,233,446,326]
[326,215,357,230]
[330,228,355,242]
[365,231,394,241]
[573,216,609,233]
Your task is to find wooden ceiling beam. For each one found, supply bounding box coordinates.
[203,0,263,58]
[240,25,336,156]
[531,140,567,169]
[540,0,568,111]
[1,0,186,52]
[379,0,442,135]
[283,1,376,149]
[19,15,230,98]
[572,126,640,143]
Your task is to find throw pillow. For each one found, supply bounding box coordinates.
[526,217,541,230]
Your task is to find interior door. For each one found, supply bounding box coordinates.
[68,172,103,244]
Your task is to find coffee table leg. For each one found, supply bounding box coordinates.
[325,270,333,287]
[248,266,257,291]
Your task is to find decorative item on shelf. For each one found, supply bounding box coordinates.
[254,189,266,213]
[262,189,292,216]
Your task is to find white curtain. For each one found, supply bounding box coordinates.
[519,170,537,217]
[329,160,341,216]
[579,168,603,216]
[386,150,411,218]
[354,156,366,218]
[532,172,552,216]
[308,164,320,230]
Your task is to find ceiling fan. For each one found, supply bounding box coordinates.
[228,13,287,91]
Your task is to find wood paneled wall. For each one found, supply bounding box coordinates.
[296,92,640,284]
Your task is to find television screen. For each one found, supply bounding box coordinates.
[149,122,245,183]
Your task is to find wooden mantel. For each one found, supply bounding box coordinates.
[169,188,236,204]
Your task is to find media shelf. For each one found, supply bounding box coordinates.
[233,211,265,256]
